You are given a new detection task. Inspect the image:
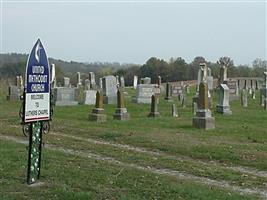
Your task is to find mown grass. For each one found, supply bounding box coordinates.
[0,86,266,199]
[0,140,260,200]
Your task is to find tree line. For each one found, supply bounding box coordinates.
[114,57,267,86]
[0,53,266,87]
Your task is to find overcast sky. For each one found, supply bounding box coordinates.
[1,1,266,65]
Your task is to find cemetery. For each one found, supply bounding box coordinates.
[0,55,267,199]
[0,2,266,199]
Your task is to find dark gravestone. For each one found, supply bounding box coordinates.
[165,82,172,101]
[89,91,107,122]
[113,89,130,120]
[148,95,160,117]
[193,82,215,130]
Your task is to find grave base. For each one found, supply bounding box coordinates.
[113,108,130,120]
[89,108,107,122]
[148,112,160,118]
[193,109,215,130]
[6,95,20,101]
[216,105,232,115]
[55,101,78,106]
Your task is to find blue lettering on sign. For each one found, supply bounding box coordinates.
[25,39,49,93]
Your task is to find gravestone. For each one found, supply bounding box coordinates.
[99,78,103,90]
[63,77,70,87]
[89,91,107,122]
[195,63,212,109]
[165,82,172,101]
[52,87,78,106]
[83,90,97,105]
[252,89,256,99]
[119,76,125,88]
[148,95,160,117]
[103,75,117,104]
[133,75,138,89]
[241,89,248,107]
[171,83,183,97]
[158,76,162,86]
[7,76,23,101]
[113,89,130,120]
[260,72,267,107]
[197,63,209,94]
[217,57,232,84]
[193,82,215,130]
[181,91,187,108]
[50,64,57,88]
[141,77,151,84]
[216,84,232,115]
[172,104,178,117]
[74,87,84,104]
[133,84,159,103]
[6,85,21,100]
[248,88,252,95]
[227,79,239,98]
[192,95,198,115]
[89,72,97,89]
[207,76,213,91]
[84,79,90,90]
[116,75,120,87]
[77,72,82,87]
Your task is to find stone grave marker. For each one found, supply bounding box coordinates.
[89,72,97,89]
[260,72,267,107]
[83,90,97,105]
[103,75,117,104]
[165,82,172,101]
[133,84,159,104]
[216,84,232,115]
[171,83,183,97]
[241,89,248,107]
[63,77,70,87]
[193,82,215,130]
[84,79,90,90]
[119,76,125,88]
[99,78,103,90]
[89,91,107,122]
[252,89,256,99]
[77,72,82,87]
[141,77,151,84]
[133,75,138,89]
[113,89,130,120]
[172,104,178,117]
[148,95,160,117]
[52,87,78,106]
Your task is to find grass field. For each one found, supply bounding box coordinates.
[0,86,266,200]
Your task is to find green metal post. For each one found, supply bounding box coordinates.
[27,121,43,184]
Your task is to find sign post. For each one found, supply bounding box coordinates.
[21,39,51,184]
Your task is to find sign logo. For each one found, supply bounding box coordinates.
[34,41,42,63]
[24,39,50,123]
